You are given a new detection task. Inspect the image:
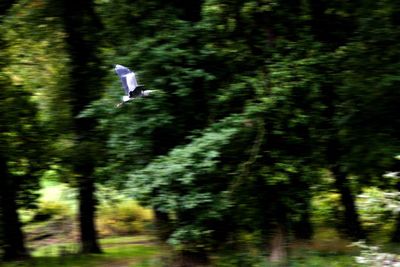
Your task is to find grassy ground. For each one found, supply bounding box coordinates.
[0,233,365,267]
[288,250,359,267]
[213,238,361,267]
[0,236,163,267]
[4,181,390,266]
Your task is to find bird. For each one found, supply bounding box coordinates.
[114,64,157,107]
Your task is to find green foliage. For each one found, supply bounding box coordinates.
[94,0,398,257]
[127,115,244,252]
[3,1,71,131]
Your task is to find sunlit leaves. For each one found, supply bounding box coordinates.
[3,0,70,130]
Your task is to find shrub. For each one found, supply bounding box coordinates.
[311,192,342,227]
[356,187,394,232]
[31,200,71,222]
[97,199,153,236]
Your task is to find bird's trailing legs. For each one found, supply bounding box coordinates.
[141,90,159,97]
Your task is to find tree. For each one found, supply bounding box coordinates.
[318,0,400,239]
[88,0,399,262]
[0,0,44,260]
[55,0,105,253]
[95,0,321,264]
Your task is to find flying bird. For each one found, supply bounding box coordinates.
[114,64,156,107]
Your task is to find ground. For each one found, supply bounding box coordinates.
[0,235,163,267]
[0,233,366,267]
[2,181,397,266]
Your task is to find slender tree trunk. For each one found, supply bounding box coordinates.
[293,207,313,240]
[267,193,289,265]
[391,181,400,242]
[269,224,288,265]
[0,157,28,260]
[319,73,364,240]
[154,209,171,242]
[292,177,313,240]
[392,215,400,242]
[331,165,365,240]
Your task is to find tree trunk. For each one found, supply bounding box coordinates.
[318,68,364,240]
[59,0,104,253]
[0,1,16,17]
[78,176,101,253]
[0,157,28,260]
[154,209,172,242]
[292,178,313,240]
[293,207,313,240]
[269,224,288,265]
[391,181,400,242]
[392,215,400,242]
[175,251,209,267]
[331,166,365,240]
[0,1,27,260]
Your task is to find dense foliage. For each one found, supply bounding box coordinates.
[0,0,399,265]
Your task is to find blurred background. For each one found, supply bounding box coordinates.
[0,0,400,266]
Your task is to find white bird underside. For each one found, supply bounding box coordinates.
[125,72,138,91]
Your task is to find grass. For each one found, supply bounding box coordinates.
[287,228,361,267]
[212,227,364,267]
[289,250,360,267]
[100,235,156,245]
[0,235,366,267]
[7,179,387,266]
[213,253,360,267]
[0,236,163,267]
[1,228,367,267]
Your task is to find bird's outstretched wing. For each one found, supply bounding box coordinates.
[115,64,132,96]
[125,72,139,93]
